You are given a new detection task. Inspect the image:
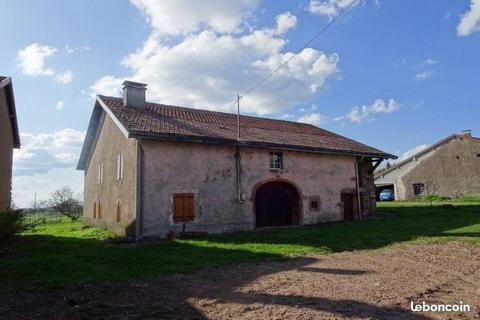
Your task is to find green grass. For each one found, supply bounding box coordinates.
[1,203,479,294]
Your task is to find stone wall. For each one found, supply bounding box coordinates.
[140,140,359,237]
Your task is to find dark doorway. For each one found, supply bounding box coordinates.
[255,181,300,228]
[341,192,357,221]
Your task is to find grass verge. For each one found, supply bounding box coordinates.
[1,203,479,294]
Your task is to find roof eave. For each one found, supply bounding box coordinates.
[130,132,396,159]
[0,77,20,148]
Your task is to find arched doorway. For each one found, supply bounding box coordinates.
[255,181,300,228]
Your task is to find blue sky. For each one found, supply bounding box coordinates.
[1,0,479,207]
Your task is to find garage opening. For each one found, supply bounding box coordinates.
[255,181,300,228]
[376,184,395,201]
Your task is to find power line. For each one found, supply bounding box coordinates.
[238,0,356,101]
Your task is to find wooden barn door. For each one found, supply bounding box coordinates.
[341,192,357,221]
[255,181,300,228]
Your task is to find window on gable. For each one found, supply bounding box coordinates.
[116,154,124,180]
[413,183,426,196]
[173,193,195,223]
[269,152,283,170]
[97,163,104,184]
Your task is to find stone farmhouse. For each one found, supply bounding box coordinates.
[375,131,480,200]
[77,81,394,238]
[0,76,20,211]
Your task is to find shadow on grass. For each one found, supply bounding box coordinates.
[198,204,480,253]
[1,205,479,296]
[1,252,431,319]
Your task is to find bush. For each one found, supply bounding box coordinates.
[0,210,26,241]
[456,195,480,202]
[421,195,451,202]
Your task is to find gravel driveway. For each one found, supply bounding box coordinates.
[2,242,480,319]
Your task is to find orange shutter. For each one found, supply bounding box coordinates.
[116,201,122,223]
[173,193,195,222]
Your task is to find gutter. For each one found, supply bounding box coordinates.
[130,133,396,160]
[136,140,145,240]
[235,146,243,202]
[355,158,362,220]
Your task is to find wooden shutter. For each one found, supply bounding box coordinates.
[116,201,122,223]
[98,201,102,220]
[173,193,195,222]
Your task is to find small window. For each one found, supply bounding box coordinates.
[309,196,321,211]
[97,201,102,220]
[456,155,460,159]
[477,153,480,158]
[93,201,97,219]
[116,201,122,223]
[173,193,195,223]
[97,163,104,184]
[116,154,124,180]
[269,152,283,170]
[413,183,426,196]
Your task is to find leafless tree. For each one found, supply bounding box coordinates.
[49,186,82,221]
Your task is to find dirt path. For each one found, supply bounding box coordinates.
[2,242,480,319]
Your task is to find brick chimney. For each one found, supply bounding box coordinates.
[122,80,147,108]
[462,129,472,137]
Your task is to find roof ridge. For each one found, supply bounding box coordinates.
[375,133,470,177]
[98,95,325,130]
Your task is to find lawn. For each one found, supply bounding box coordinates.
[1,202,479,294]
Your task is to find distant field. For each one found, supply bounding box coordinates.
[1,203,479,294]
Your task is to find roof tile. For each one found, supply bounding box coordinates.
[99,95,393,158]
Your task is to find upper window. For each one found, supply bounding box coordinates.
[413,183,426,196]
[173,193,195,223]
[269,152,283,170]
[116,154,124,180]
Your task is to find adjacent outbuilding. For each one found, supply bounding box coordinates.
[0,76,20,211]
[375,131,480,200]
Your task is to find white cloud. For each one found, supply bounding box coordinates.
[307,0,360,19]
[17,43,57,76]
[274,12,297,35]
[297,112,327,126]
[420,58,436,67]
[13,168,84,208]
[91,5,339,115]
[457,0,480,36]
[55,100,65,110]
[56,70,74,84]
[130,0,259,35]
[397,144,429,162]
[90,75,124,98]
[335,98,400,123]
[414,70,433,81]
[13,128,85,177]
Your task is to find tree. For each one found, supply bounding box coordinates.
[49,186,82,221]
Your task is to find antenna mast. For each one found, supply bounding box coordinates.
[237,94,242,141]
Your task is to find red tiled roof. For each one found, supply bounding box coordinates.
[98,95,394,158]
